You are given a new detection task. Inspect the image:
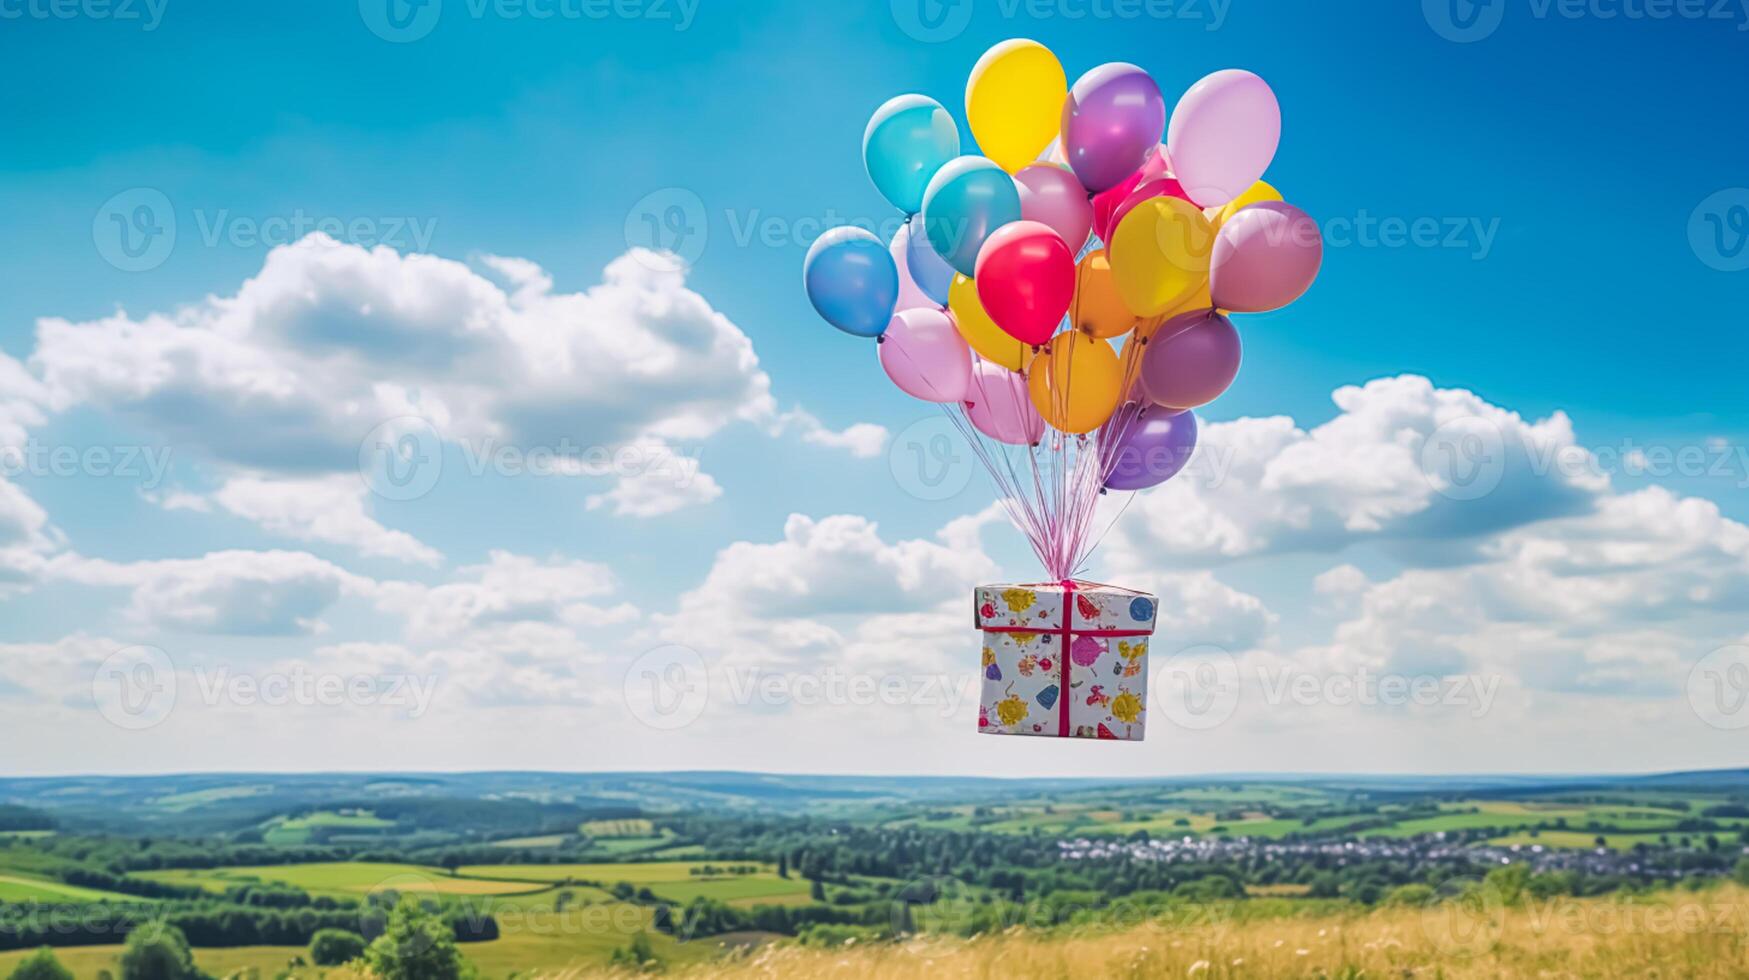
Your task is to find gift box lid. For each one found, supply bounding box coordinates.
[973,581,1157,633]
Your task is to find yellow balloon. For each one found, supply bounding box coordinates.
[1071,249,1139,339]
[1027,331,1122,435]
[1207,179,1283,230]
[1108,196,1215,317]
[966,39,1067,175]
[949,274,1030,371]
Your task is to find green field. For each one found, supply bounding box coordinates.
[139,862,545,899]
[0,872,136,903]
[459,860,811,906]
[261,809,396,844]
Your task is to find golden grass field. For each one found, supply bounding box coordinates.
[536,885,1749,980]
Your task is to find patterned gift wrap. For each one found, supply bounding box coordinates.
[975,581,1158,741]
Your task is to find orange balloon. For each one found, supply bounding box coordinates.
[1026,331,1122,435]
[1070,249,1138,339]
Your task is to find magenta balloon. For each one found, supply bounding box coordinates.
[1015,165,1093,252]
[964,360,1044,445]
[889,220,934,313]
[1167,69,1281,208]
[878,308,973,403]
[1090,145,1170,242]
[1059,64,1166,194]
[1140,311,1242,411]
[1209,201,1323,313]
[1103,405,1198,491]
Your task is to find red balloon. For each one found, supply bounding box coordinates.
[1091,145,1170,242]
[974,220,1075,347]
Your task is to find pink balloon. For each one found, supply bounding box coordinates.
[964,360,1044,445]
[1090,145,1170,242]
[1167,69,1281,208]
[878,308,972,403]
[1210,202,1323,313]
[889,220,936,312]
[974,220,1075,347]
[1015,165,1093,252]
[1140,310,1241,410]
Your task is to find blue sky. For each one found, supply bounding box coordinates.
[0,1,1746,775]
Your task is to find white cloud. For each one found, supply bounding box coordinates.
[778,409,888,459]
[44,550,370,636]
[375,549,635,645]
[26,238,878,532]
[1108,375,1605,568]
[213,475,442,565]
[584,440,724,517]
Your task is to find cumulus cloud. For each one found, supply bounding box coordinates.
[44,550,370,636]
[1108,375,1606,568]
[212,475,442,566]
[24,238,879,541]
[374,549,635,645]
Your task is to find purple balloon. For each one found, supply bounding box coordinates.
[1015,164,1093,252]
[1210,201,1323,313]
[1059,63,1166,194]
[1140,311,1241,411]
[1104,405,1198,491]
[964,359,1044,445]
[878,308,972,403]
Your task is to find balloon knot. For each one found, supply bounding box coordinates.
[876,335,886,344]
[964,400,977,409]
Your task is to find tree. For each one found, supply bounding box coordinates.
[6,947,73,980]
[360,899,470,980]
[810,878,826,902]
[308,928,367,967]
[1733,856,1749,887]
[119,923,205,980]
[608,932,659,970]
[777,854,789,878]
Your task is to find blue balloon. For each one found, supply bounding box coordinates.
[803,227,898,338]
[921,156,1022,278]
[863,95,960,216]
[902,213,954,306]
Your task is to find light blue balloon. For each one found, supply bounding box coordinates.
[921,156,1023,278]
[863,95,960,216]
[803,226,898,338]
[902,213,954,306]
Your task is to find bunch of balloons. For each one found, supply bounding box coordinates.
[803,39,1321,578]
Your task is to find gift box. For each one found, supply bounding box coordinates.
[975,581,1157,741]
